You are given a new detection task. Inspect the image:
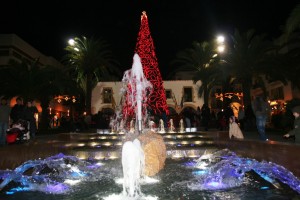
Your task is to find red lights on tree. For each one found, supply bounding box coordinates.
[135,11,169,115]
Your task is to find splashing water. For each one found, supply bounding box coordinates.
[122,139,144,197]
[119,53,152,132]
[0,149,299,199]
[0,153,103,195]
[183,149,300,193]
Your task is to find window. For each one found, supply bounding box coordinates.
[183,87,193,102]
[102,88,113,103]
[165,90,172,99]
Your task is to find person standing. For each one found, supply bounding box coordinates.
[252,96,270,141]
[10,97,25,123]
[229,116,244,139]
[283,106,300,143]
[201,104,210,131]
[24,100,38,139]
[237,106,245,130]
[0,97,11,146]
[196,106,201,128]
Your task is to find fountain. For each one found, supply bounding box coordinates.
[168,119,176,133]
[158,119,166,134]
[1,149,300,199]
[129,119,135,133]
[109,52,166,199]
[121,139,144,197]
[148,120,156,132]
[118,119,125,135]
[179,119,185,133]
[0,11,300,200]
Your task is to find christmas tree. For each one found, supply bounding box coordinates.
[135,11,169,115]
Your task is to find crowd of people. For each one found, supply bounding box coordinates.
[2,95,300,146]
[176,95,300,143]
[0,97,38,146]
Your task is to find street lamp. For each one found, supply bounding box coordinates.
[68,39,75,46]
[216,35,225,53]
[216,35,225,44]
[68,38,79,51]
[217,45,225,53]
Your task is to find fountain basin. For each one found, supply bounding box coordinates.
[1,131,300,200]
[0,149,299,199]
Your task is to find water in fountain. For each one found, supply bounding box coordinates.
[158,119,165,134]
[1,149,300,199]
[183,149,300,194]
[121,139,144,197]
[108,53,158,199]
[179,119,185,133]
[119,53,152,133]
[168,119,176,133]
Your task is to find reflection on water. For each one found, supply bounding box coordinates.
[0,149,299,200]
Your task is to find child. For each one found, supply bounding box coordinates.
[283,106,300,143]
[229,116,244,139]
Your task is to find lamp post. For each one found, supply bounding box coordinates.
[216,35,226,110]
[68,38,80,51]
[68,39,75,46]
[216,35,225,54]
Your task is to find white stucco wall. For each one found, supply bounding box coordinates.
[91,82,123,114]
[91,80,204,115]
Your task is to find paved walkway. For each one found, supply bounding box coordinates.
[243,129,296,143]
[197,126,296,144]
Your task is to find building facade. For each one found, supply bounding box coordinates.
[91,80,204,115]
[0,34,62,67]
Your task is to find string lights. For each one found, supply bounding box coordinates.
[135,11,169,115]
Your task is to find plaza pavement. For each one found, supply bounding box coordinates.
[242,128,296,144]
[196,125,296,144]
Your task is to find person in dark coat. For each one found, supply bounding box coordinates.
[252,96,270,141]
[201,104,210,131]
[284,106,300,143]
[23,100,38,139]
[0,97,11,146]
[10,97,25,123]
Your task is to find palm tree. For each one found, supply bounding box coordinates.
[64,36,121,115]
[171,41,223,105]
[223,29,274,106]
[0,59,43,100]
[283,3,300,37]
[278,3,300,88]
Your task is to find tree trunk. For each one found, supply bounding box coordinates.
[203,85,209,106]
[242,78,252,107]
[85,73,92,115]
[39,97,50,132]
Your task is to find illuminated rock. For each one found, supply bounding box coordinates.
[138,130,166,176]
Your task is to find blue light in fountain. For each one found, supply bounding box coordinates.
[185,149,300,193]
[0,149,300,199]
[0,153,103,195]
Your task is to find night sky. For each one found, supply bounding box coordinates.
[1,0,299,78]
